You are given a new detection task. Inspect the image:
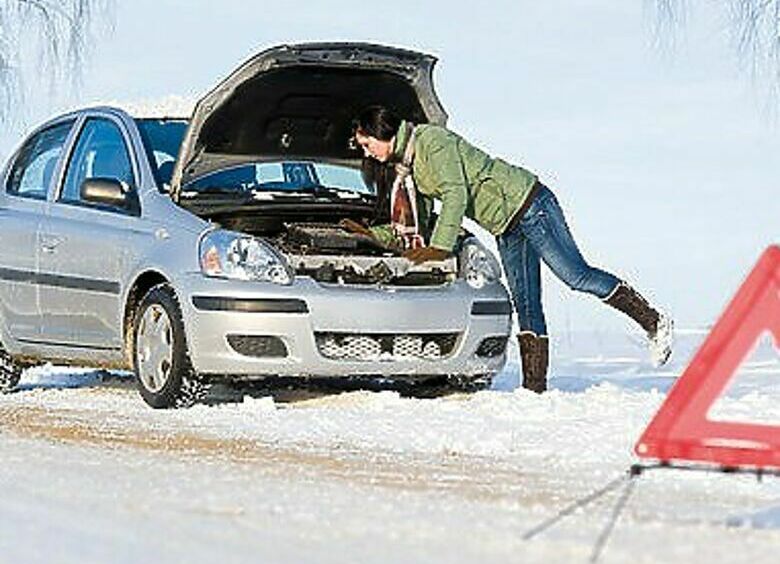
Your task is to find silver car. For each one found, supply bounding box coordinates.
[0,43,511,408]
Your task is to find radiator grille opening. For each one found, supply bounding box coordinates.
[227,335,288,358]
[476,336,508,358]
[315,332,459,361]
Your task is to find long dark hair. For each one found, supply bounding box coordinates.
[361,158,394,225]
[354,105,401,225]
[354,105,401,141]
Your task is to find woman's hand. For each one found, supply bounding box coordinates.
[339,218,373,237]
[402,246,450,265]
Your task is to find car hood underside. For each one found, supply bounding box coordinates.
[171,43,448,199]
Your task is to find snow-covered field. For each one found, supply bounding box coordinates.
[1,331,779,563]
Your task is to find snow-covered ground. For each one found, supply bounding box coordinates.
[1,330,779,563]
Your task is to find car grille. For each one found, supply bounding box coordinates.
[227,335,288,358]
[476,336,508,358]
[315,332,459,361]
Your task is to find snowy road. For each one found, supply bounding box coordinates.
[1,333,779,563]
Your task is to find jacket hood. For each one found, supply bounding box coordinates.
[171,43,448,201]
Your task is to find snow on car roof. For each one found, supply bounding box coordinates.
[96,95,195,119]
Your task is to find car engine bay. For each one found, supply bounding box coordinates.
[275,222,456,286]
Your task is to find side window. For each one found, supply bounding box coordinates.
[5,120,74,199]
[60,118,135,204]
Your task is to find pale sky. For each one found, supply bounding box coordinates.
[2,0,778,333]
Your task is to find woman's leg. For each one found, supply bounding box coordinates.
[519,186,620,299]
[520,184,673,365]
[497,222,546,335]
[497,224,549,392]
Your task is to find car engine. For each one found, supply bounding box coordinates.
[275,223,456,286]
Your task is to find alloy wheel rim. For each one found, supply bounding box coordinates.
[136,304,174,393]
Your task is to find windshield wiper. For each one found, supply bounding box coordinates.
[181,184,373,201]
[179,186,253,200]
[320,185,371,197]
[295,185,373,200]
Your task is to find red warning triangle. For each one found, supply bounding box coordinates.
[635,245,780,469]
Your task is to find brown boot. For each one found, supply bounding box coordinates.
[603,282,674,366]
[518,332,549,394]
[603,282,659,334]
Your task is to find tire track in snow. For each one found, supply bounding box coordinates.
[0,402,555,507]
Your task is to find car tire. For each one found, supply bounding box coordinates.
[0,341,22,393]
[132,283,208,409]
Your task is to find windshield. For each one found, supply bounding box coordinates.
[135,118,188,189]
[184,161,373,196]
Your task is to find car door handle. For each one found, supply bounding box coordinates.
[40,235,65,254]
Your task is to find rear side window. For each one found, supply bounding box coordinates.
[5,120,74,199]
[60,118,135,204]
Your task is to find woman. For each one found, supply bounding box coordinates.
[346,106,673,393]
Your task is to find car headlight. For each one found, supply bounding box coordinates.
[459,239,501,289]
[199,229,293,285]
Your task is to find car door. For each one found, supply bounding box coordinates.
[38,115,140,349]
[0,119,75,343]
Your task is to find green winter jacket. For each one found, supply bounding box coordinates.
[370,120,538,252]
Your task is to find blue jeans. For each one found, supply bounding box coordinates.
[496,184,620,336]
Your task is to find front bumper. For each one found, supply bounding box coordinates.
[177,273,512,380]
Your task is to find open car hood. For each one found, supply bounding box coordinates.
[171,42,448,201]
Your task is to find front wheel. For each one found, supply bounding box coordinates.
[133,284,208,409]
[0,342,22,393]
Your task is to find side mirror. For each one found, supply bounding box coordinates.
[81,177,130,207]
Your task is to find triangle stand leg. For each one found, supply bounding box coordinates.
[522,468,636,541]
[589,472,639,563]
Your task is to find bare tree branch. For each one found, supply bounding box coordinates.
[647,0,688,53]
[0,0,114,124]
[652,0,780,92]
[725,0,780,85]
